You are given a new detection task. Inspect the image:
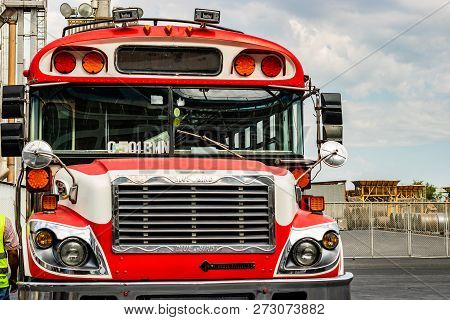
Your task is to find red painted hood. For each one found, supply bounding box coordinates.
[69,158,288,176]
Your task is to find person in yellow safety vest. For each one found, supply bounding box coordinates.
[0,214,19,300]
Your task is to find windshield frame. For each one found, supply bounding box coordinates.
[28,85,306,163]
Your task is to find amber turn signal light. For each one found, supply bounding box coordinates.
[82,51,105,74]
[234,54,256,76]
[322,231,339,250]
[309,196,325,213]
[26,168,51,192]
[42,194,59,212]
[35,229,54,249]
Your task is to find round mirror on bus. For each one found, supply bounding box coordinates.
[320,141,348,168]
[22,140,54,169]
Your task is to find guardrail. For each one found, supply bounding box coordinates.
[326,202,449,258]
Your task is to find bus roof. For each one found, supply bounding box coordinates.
[27,24,305,89]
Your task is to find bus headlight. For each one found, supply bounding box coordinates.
[291,240,321,266]
[57,238,89,267]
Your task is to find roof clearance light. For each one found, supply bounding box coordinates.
[261,56,282,77]
[112,7,143,23]
[234,54,255,77]
[194,9,220,24]
[82,52,105,74]
[54,52,76,74]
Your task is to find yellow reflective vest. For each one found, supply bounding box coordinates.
[0,214,9,288]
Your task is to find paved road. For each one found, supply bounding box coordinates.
[10,258,450,300]
[345,258,450,299]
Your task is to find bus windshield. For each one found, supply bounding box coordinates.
[30,86,303,158]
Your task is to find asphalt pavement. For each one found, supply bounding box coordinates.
[345,258,450,299]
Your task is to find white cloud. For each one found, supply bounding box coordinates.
[287,10,450,148]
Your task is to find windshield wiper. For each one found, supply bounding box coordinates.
[176,129,245,159]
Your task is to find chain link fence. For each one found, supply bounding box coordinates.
[326,202,450,258]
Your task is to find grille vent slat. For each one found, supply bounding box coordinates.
[114,183,272,246]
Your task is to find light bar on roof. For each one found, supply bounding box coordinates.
[112,7,143,23]
[194,8,220,24]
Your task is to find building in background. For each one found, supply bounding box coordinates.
[347,180,426,202]
[305,180,347,202]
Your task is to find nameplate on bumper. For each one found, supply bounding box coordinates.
[200,261,256,272]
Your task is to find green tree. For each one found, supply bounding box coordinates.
[413,180,438,201]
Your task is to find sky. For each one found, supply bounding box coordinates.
[45,0,450,188]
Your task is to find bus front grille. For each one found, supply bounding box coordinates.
[112,176,275,253]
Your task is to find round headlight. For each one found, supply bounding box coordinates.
[322,231,339,250]
[34,229,54,249]
[292,240,320,266]
[58,238,88,267]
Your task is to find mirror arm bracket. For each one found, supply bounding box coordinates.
[295,152,336,184]
[36,151,79,203]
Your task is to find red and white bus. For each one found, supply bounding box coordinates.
[1,8,352,299]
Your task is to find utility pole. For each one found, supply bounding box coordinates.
[7,13,16,182]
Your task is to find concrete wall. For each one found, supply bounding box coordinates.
[305,182,347,226]
[305,183,346,203]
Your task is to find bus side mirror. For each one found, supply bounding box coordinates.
[1,85,25,157]
[2,85,25,118]
[320,93,343,144]
[1,123,24,157]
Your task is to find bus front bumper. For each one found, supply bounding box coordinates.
[18,273,352,300]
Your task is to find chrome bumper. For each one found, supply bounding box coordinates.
[18,273,352,300]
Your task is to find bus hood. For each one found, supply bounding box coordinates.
[55,158,299,226]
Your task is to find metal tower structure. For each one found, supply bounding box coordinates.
[1,0,47,85]
[0,0,47,181]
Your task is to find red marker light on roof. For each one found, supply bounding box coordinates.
[234,54,255,76]
[261,56,282,77]
[53,52,76,74]
[82,52,105,74]
[165,25,173,35]
[185,26,194,36]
